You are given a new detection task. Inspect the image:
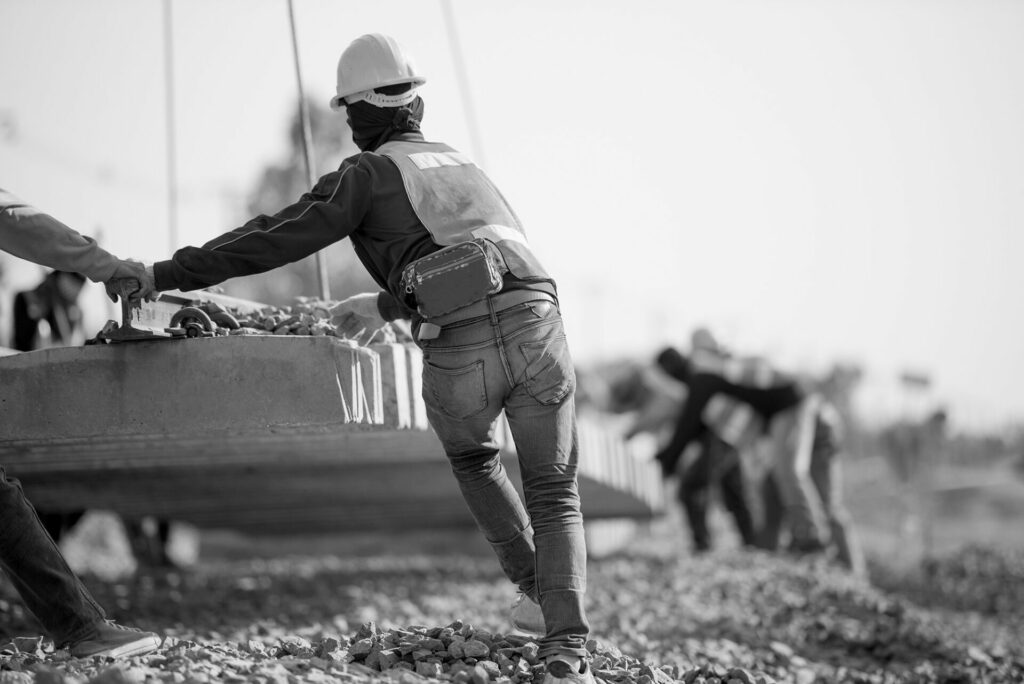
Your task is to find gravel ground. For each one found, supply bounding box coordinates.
[1,517,1023,684]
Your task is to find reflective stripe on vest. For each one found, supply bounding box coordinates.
[377,139,552,283]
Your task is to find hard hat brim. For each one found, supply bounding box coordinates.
[330,76,427,111]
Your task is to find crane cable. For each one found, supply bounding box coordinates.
[440,0,488,170]
[287,0,331,301]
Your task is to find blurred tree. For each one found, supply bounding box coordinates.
[218,98,378,306]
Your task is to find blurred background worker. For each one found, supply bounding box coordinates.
[607,360,758,553]
[132,33,594,684]
[654,345,832,554]
[760,396,866,575]
[673,329,760,552]
[0,188,161,658]
[12,270,87,352]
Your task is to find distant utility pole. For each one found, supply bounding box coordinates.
[287,0,330,301]
[163,0,179,253]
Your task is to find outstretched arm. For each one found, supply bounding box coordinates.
[151,162,373,293]
[0,188,140,285]
[1,188,149,301]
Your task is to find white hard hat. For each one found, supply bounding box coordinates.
[330,33,426,110]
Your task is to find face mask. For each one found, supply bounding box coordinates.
[347,96,424,151]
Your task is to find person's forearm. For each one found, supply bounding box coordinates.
[0,191,120,282]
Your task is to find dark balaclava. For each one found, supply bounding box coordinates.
[347,86,425,152]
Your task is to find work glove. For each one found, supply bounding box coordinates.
[329,292,386,343]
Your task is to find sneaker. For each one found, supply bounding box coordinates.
[543,656,597,684]
[68,621,162,659]
[509,592,545,635]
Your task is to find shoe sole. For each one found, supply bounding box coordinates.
[74,635,162,659]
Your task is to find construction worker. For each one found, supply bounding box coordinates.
[672,329,759,552]
[607,363,757,552]
[134,33,593,684]
[0,189,161,658]
[760,397,866,575]
[654,346,831,554]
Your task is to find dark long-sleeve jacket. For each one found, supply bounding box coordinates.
[154,132,437,320]
[654,370,804,476]
[152,131,549,321]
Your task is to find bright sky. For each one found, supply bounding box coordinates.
[1,0,1022,431]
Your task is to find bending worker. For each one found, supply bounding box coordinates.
[133,34,593,684]
[654,346,831,554]
[0,188,161,658]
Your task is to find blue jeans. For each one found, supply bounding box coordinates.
[0,466,106,646]
[416,296,589,659]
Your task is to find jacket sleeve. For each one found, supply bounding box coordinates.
[153,160,373,292]
[376,291,412,321]
[0,188,121,282]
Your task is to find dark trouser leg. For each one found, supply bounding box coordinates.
[810,448,866,575]
[718,459,757,547]
[758,472,785,550]
[679,442,714,552]
[0,467,104,646]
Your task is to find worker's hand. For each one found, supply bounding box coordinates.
[133,264,161,302]
[329,292,385,342]
[104,259,148,303]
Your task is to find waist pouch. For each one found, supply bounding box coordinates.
[401,238,509,319]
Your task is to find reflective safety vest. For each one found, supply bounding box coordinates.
[377,139,553,285]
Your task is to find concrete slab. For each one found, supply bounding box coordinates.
[370,343,413,429]
[0,337,664,535]
[0,335,378,442]
[6,427,661,533]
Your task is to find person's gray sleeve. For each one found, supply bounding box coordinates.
[0,188,120,282]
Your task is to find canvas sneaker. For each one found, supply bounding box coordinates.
[509,592,545,635]
[542,656,597,684]
[68,621,161,659]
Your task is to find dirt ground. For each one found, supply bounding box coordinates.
[2,492,1023,684]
